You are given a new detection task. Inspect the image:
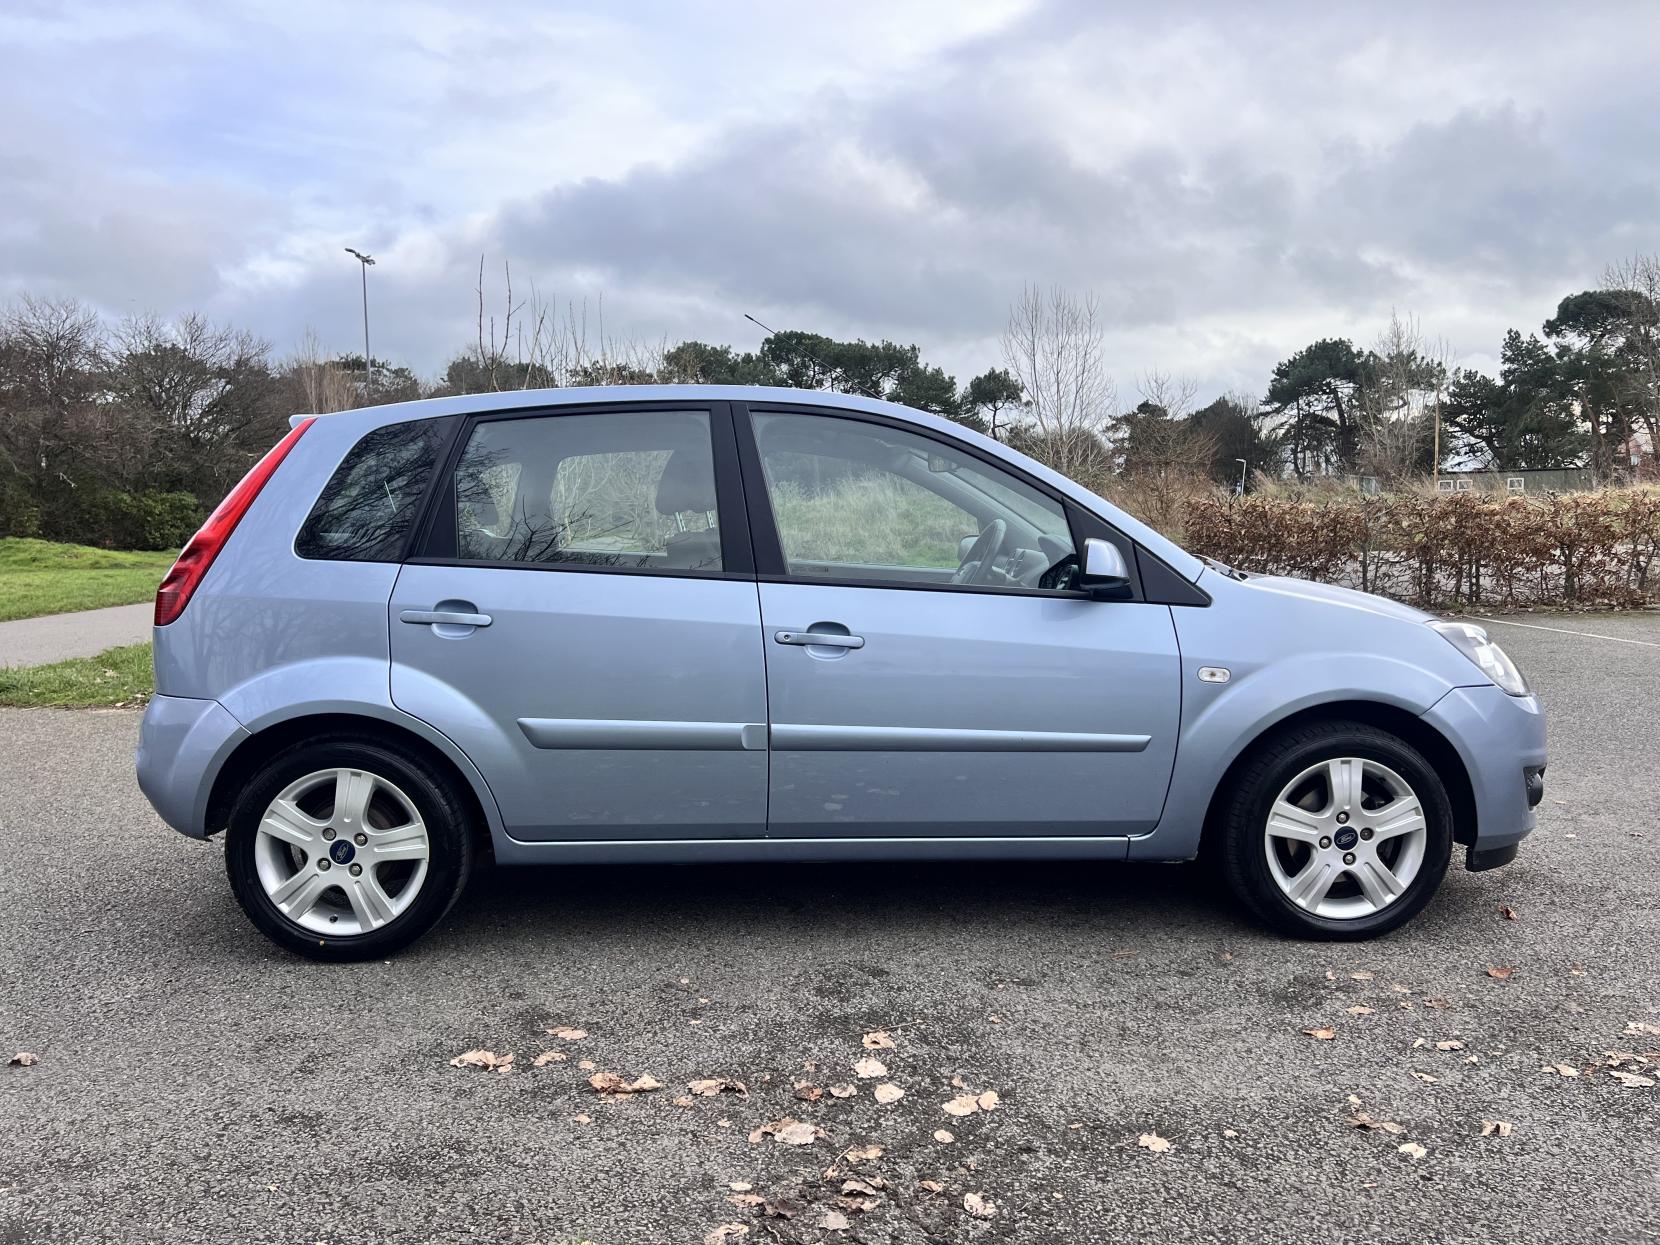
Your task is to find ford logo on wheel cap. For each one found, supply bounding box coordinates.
[1334,827,1359,851]
[329,839,356,865]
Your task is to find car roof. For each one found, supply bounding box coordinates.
[295,385,1201,580]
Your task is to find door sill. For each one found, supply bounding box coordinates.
[491,834,1131,865]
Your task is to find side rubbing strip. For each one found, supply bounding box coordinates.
[518,719,767,751]
[770,724,1152,753]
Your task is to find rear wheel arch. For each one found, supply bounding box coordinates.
[1199,700,1478,858]
[206,712,495,859]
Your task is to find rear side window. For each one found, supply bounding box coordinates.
[295,418,448,561]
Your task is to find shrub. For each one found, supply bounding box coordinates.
[1184,486,1660,609]
[38,488,203,551]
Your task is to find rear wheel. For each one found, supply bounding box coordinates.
[1218,721,1453,939]
[226,738,474,960]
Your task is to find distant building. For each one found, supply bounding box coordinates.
[1434,466,1597,494]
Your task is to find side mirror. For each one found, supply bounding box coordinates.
[1078,537,1133,600]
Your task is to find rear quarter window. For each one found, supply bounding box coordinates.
[295,418,449,561]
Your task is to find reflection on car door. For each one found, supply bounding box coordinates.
[742,407,1182,839]
[389,404,768,842]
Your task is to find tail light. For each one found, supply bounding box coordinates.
[155,418,315,626]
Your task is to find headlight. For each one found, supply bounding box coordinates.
[1429,620,1529,696]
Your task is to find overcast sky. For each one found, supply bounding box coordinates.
[5,0,1659,398]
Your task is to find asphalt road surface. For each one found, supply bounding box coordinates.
[0,603,153,668]
[2,613,1658,1245]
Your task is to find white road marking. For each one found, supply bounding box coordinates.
[1469,615,1660,649]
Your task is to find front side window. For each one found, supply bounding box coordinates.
[751,411,1075,590]
[296,417,448,561]
[440,409,721,571]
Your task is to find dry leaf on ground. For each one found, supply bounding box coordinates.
[573,1113,592,1124]
[1498,905,1519,921]
[1546,1063,1579,1077]
[942,1095,980,1117]
[1303,1026,1337,1041]
[727,1193,764,1209]
[1607,1069,1657,1087]
[1410,1071,1438,1084]
[747,1118,822,1146]
[963,1192,997,1219]
[1348,1112,1406,1135]
[829,1084,857,1099]
[933,1130,955,1143]
[545,1026,587,1040]
[689,1078,748,1098]
[862,1030,897,1050]
[977,1090,1001,1111]
[589,1072,662,1095]
[873,1083,905,1105]
[728,1181,753,1192]
[817,1209,850,1231]
[1347,1005,1375,1016]
[1624,1022,1660,1038]
[794,1082,824,1102]
[532,1051,567,1067]
[1350,970,1375,981]
[918,1179,944,1194]
[1398,1141,1427,1159]
[843,1144,884,1162]
[1480,1120,1513,1137]
[853,1057,888,1079]
[1138,1132,1173,1153]
[704,1225,748,1245]
[1486,966,1514,980]
[8,1052,39,1067]
[1435,1040,1466,1051]
[449,1050,513,1072]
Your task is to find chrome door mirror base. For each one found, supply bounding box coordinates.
[1079,538,1134,601]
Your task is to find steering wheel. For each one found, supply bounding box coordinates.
[952,519,1007,585]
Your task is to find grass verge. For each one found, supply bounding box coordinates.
[0,538,176,622]
[0,643,153,708]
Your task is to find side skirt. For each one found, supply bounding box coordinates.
[490,834,1132,866]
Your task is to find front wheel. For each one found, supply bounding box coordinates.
[1217,721,1454,939]
[225,738,475,960]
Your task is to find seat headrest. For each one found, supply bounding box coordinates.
[656,448,717,515]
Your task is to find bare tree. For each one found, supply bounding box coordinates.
[286,330,360,414]
[1354,311,1450,485]
[1001,284,1116,479]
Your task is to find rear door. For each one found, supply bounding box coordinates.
[389,401,767,841]
[737,404,1182,840]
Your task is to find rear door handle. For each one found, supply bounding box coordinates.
[775,629,864,649]
[400,609,493,628]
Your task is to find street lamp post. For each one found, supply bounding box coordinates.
[344,247,375,389]
[1236,458,1249,496]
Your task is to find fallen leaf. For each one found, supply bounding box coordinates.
[532,1050,568,1067]
[843,1144,884,1163]
[976,1090,1001,1111]
[829,1084,857,1099]
[933,1130,955,1144]
[1398,1141,1427,1160]
[673,1095,696,1108]
[853,1056,888,1079]
[963,1192,998,1219]
[1607,1069,1657,1088]
[1348,1112,1405,1135]
[1223,1128,1238,1137]
[1412,1038,1428,1049]
[1303,1026,1337,1041]
[1498,905,1519,921]
[1624,1022,1660,1038]
[862,1030,897,1050]
[1390,983,1412,994]
[1347,1005,1375,1016]
[573,1113,592,1124]
[817,1209,850,1231]
[1138,1132,1173,1153]
[1547,1063,1580,1077]
[1350,970,1375,981]
[1410,1071,1438,1084]
[449,1049,513,1072]
[728,1181,753,1192]
[794,1082,824,1102]
[689,1078,748,1098]
[873,1083,905,1105]
[841,1177,886,1197]
[918,1179,944,1194]
[7,1052,38,1067]
[578,1059,596,1071]
[545,1026,587,1040]
[1425,998,1450,1009]
[588,1072,662,1095]
[775,1122,820,1146]
[1435,1040,1466,1051]
[1480,1120,1513,1137]
[727,1193,764,1209]
[942,1094,980,1117]
[704,1225,749,1245]
[1486,966,1514,981]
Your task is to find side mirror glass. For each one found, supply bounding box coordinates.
[1079,537,1133,600]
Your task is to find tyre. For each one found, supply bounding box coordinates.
[225,737,475,961]
[1217,720,1453,939]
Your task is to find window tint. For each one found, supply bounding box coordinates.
[444,410,722,571]
[752,412,1075,590]
[295,418,447,561]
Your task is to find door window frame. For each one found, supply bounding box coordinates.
[732,401,1144,601]
[406,399,756,580]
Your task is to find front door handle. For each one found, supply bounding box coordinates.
[775,629,864,649]
[400,609,493,628]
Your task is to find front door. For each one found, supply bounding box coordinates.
[742,407,1181,839]
[390,403,767,841]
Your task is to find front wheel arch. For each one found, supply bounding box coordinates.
[1197,700,1478,862]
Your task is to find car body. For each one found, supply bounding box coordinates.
[135,385,1546,957]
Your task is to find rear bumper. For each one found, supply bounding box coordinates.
[1419,684,1547,871]
[135,694,248,838]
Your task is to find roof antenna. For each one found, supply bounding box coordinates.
[743,312,880,400]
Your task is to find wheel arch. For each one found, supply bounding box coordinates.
[205,711,500,860]
[1193,700,1478,861]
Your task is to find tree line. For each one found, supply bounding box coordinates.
[2,253,1656,549]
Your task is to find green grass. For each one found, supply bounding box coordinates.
[0,538,176,622]
[0,642,154,708]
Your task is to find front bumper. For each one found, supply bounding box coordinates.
[136,694,249,838]
[1419,684,1547,871]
